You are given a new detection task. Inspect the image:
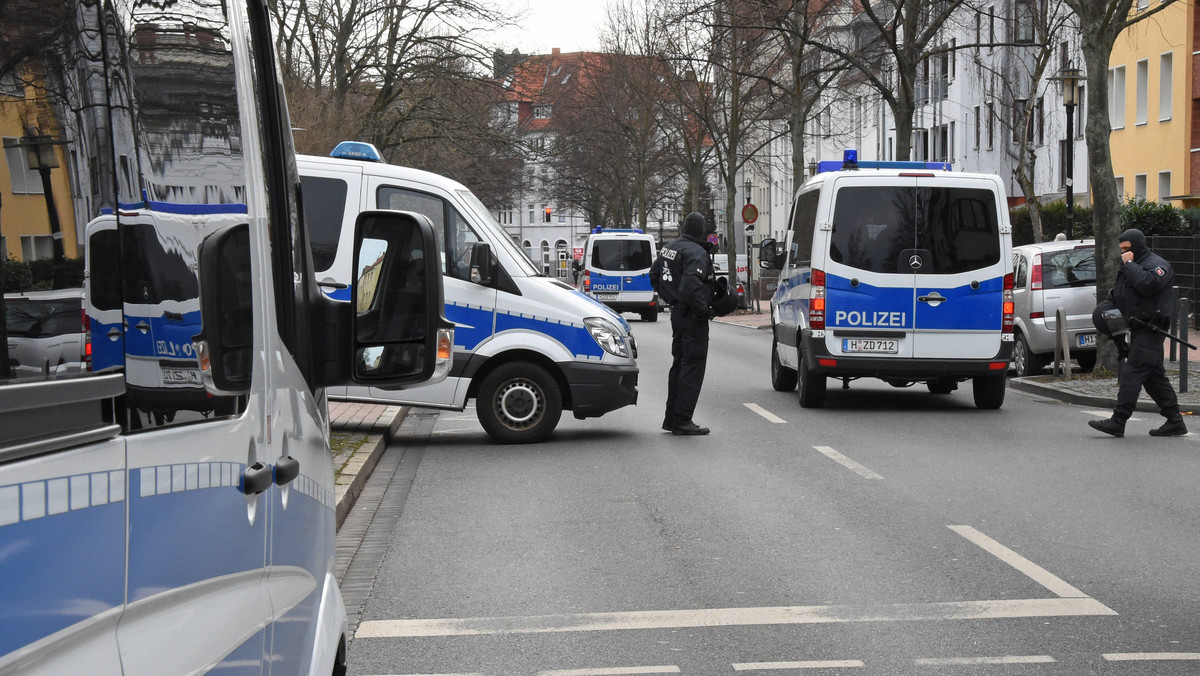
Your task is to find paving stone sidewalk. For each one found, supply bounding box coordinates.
[328,401,407,529]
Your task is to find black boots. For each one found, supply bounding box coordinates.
[1088,418,1126,438]
[1149,418,1189,437]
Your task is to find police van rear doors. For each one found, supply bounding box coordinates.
[824,174,1006,361]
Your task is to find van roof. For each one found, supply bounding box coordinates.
[799,167,1003,193]
[297,153,472,193]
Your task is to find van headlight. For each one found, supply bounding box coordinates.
[584,317,630,358]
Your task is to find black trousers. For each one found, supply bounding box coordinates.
[664,307,709,428]
[1113,327,1180,421]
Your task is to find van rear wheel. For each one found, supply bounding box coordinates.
[477,363,562,443]
[972,374,1006,409]
[771,335,797,392]
[796,343,826,408]
[642,310,658,323]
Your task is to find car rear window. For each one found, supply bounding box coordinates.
[830,186,1000,274]
[591,240,652,271]
[1041,246,1095,289]
[5,298,82,338]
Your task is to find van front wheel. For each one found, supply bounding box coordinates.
[972,374,1007,409]
[477,363,563,443]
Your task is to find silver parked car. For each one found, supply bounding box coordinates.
[1011,240,1097,376]
[4,288,89,378]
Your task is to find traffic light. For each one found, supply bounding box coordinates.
[543,206,552,222]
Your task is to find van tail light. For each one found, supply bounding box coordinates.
[82,309,93,371]
[1002,272,1015,333]
[1030,254,1043,290]
[809,269,826,330]
[583,275,591,292]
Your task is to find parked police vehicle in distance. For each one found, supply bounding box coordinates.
[0,1,450,674]
[760,150,1014,409]
[298,146,639,444]
[578,228,659,322]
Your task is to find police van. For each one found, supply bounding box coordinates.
[298,147,640,444]
[760,150,1014,409]
[0,3,449,674]
[578,228,659,322]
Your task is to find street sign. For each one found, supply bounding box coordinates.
[742,203,758,224]
[573,247,583,261]
[707,233,719,245]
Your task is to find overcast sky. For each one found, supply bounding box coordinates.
[489,0,612,54]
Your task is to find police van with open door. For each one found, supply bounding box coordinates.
[0,1,449,673]
[298,146,639,444]
[760,150,1014,409]
[578,228,659,322]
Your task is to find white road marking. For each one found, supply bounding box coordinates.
[354,597,1114,638]
[744,403,787,423]
[364,673,484,676]
[913,655,1056,665]
[733,660,864,670]
[812,446,883,480]
[1104,653,1200,661]
[538,668,680,675]
[948,525,1089,598]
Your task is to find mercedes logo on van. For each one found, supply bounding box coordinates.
[908,254,924,270]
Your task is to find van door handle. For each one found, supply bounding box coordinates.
[241,462,272,495]
[918,292,947,305]
[274,456,300,486]
[135,321,150,333]
[107,328,122,340]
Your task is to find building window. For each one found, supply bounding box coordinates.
[528,203,535,224]
[913,129,929,161]
[1134,174,1147,200]
[1135,59,1148,125]
[1159,52,1173,121]
[1012,98,1033,144]
[20,235,53,261]
[1158,171,1171,202]
[1115,176,1125,199]
[3,137,44,194]
[988,6,995,44]
[973,105,981,148]
[986,101,995,149]
[1036,97,1044,146]
[534,105,552,119]
[1059,140,1070,188]
[1014,0,1036,43]
[1076,85,1086,136]
[1109,66,1126,129]
[0,73,23,98]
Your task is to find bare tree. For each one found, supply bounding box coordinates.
[1061,0,1180,369]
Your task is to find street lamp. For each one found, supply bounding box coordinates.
[743,176,755,310]
[807,159,818,178]
[15,132,69,286]
[1052,67,1082,240]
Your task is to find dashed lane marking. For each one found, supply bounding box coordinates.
[812,446,884,480]
[1103,653,1200,661]
[733,660,864,670]
[744,403,787,423]
[948,525,1088,598]
[912,655,1056,665]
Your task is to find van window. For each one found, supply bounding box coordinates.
[789,190,819,266]
[376,186,483,282]
[1041,247,1095,289]
[300,175,348,272]
[591,239,652,271]
[122,223,200,304]
[830,186,1000,274]
[89,229,123,311]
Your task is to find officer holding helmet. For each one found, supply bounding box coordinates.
[1089,228,1187,438]
[650,212,735,435]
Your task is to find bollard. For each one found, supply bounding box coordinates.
[1055,306,1071,380]
[1170,287,1180,362]
[1180,296,1189,394]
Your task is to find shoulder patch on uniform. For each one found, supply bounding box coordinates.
[1155,266,1165,276]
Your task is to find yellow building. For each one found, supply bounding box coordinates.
[0,72,79,262]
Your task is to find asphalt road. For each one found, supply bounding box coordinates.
[344,317,1200,675]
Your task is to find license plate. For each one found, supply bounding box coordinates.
[1078,333,1097,348]
[162,368,201,385]
[595,293,618,300]
[842,338,899,354]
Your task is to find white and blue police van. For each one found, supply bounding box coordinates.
[0,2,449,674]
[760,150,1014,409]
[298,145,640,444]
[578,228,659,322]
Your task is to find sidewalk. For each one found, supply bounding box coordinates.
[328,401,407,529]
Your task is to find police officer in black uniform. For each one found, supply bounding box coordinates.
[1089,228,1188,437]
[650,212,717,435]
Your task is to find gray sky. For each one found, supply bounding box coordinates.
[490,0,610,54]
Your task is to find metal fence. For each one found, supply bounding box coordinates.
[1147,235,1199,328]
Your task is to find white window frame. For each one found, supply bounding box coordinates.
[1135,59,1148,125]
[1109,66,1126,129]
[1159,52,1173,122]
[1158,171,1171,203]
[3,137,43,195]
[20,234,53,261]
[1134,173,1147,200]
[1115,176,1125,199]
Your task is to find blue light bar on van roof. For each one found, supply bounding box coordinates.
[591,227,644,234]
[816,158,953,174]
[331,141,383,162]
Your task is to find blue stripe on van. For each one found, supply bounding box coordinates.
[117,201,249,215]
[494,312,605,359]
[826,276,914,330]
[446,303,494,351]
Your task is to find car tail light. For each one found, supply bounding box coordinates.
[82,308,92,371]
[809,269,826,330]
[1030,254,1043,290]
[1002,272,1014,333]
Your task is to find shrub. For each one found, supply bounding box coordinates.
[1120,197,1189,236]
[1010,202,1093,246]
[2,255,33,292]
[1181,206,1200,234]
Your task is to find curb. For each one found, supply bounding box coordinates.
[1007,377,1200,415]
[334,406,408,530]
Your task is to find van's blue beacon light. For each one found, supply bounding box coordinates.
[331,141,383,162]
[843,148,858,168]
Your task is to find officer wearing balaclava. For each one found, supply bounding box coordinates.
[650,212,716,435]
[1089,228,1187,437]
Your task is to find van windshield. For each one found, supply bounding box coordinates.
[591,240,653,271]
[456,189,541,276]
[830,185,1000,274]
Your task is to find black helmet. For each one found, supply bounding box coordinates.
[682,212,706,239]
[710,276,738,316]
[1092,300,1128,337]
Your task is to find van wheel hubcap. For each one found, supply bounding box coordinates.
[497,380,542,426]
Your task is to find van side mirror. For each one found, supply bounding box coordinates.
[351,211,453,385]
[468,241,493,285]
[194,223,252,396]
[758,237,779,270]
